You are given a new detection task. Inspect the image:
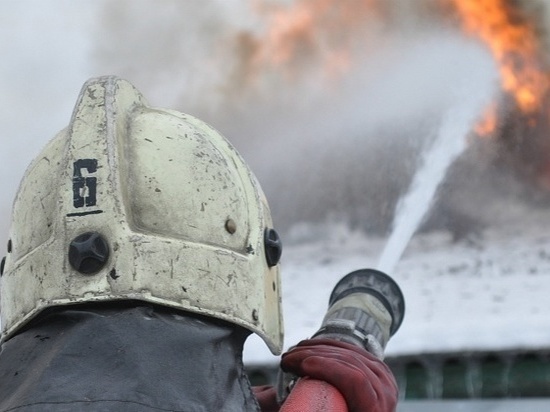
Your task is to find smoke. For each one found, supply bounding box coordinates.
[92,0,547,240]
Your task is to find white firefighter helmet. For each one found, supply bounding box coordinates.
[0,76,284,354]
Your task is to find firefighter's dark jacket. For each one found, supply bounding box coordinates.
[0,304,261,411]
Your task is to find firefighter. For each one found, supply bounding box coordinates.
[0,77,397,411]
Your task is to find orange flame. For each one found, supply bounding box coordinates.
[474,103,498,137]
[240,0,381,83]
[451,0,550,132]
[237,0,549,139]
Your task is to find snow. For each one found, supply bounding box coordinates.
[244,208,550,364]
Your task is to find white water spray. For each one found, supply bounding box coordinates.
[377,66,498,274]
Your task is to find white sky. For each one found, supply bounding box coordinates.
[0,1,101,247]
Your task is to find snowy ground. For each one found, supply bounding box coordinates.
[244,206,550,364]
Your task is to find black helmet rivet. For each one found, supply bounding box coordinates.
[264,228,282,267]
[68,232,110,275]
[225,218,237,234]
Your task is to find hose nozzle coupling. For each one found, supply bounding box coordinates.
[313,269,405,357]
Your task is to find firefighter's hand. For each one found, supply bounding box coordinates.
[280,338,398,412]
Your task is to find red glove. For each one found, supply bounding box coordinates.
[252,385,279,412]
[280,338,398,412]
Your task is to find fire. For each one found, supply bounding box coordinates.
[237,0,549,136]
[450,0,550,133]
[231,0,550,188]
[238,0,381,85]
[253,0,319,68]
[474,103,498,137]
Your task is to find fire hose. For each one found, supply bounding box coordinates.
[279,269,405,412]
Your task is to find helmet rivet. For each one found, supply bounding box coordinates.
[7,239,12,253]
[264,228,282,267]
[225,218,237,234]
[68,232,110,275]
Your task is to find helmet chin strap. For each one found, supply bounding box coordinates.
[0,304,262,411]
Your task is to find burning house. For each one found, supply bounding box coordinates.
[209,0,550,239]
[222,0,550,402]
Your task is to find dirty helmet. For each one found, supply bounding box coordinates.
[0,76,284,354]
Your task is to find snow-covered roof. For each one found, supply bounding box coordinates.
[244,209,550,364]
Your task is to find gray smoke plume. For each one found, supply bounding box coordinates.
[93,0,550,241]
